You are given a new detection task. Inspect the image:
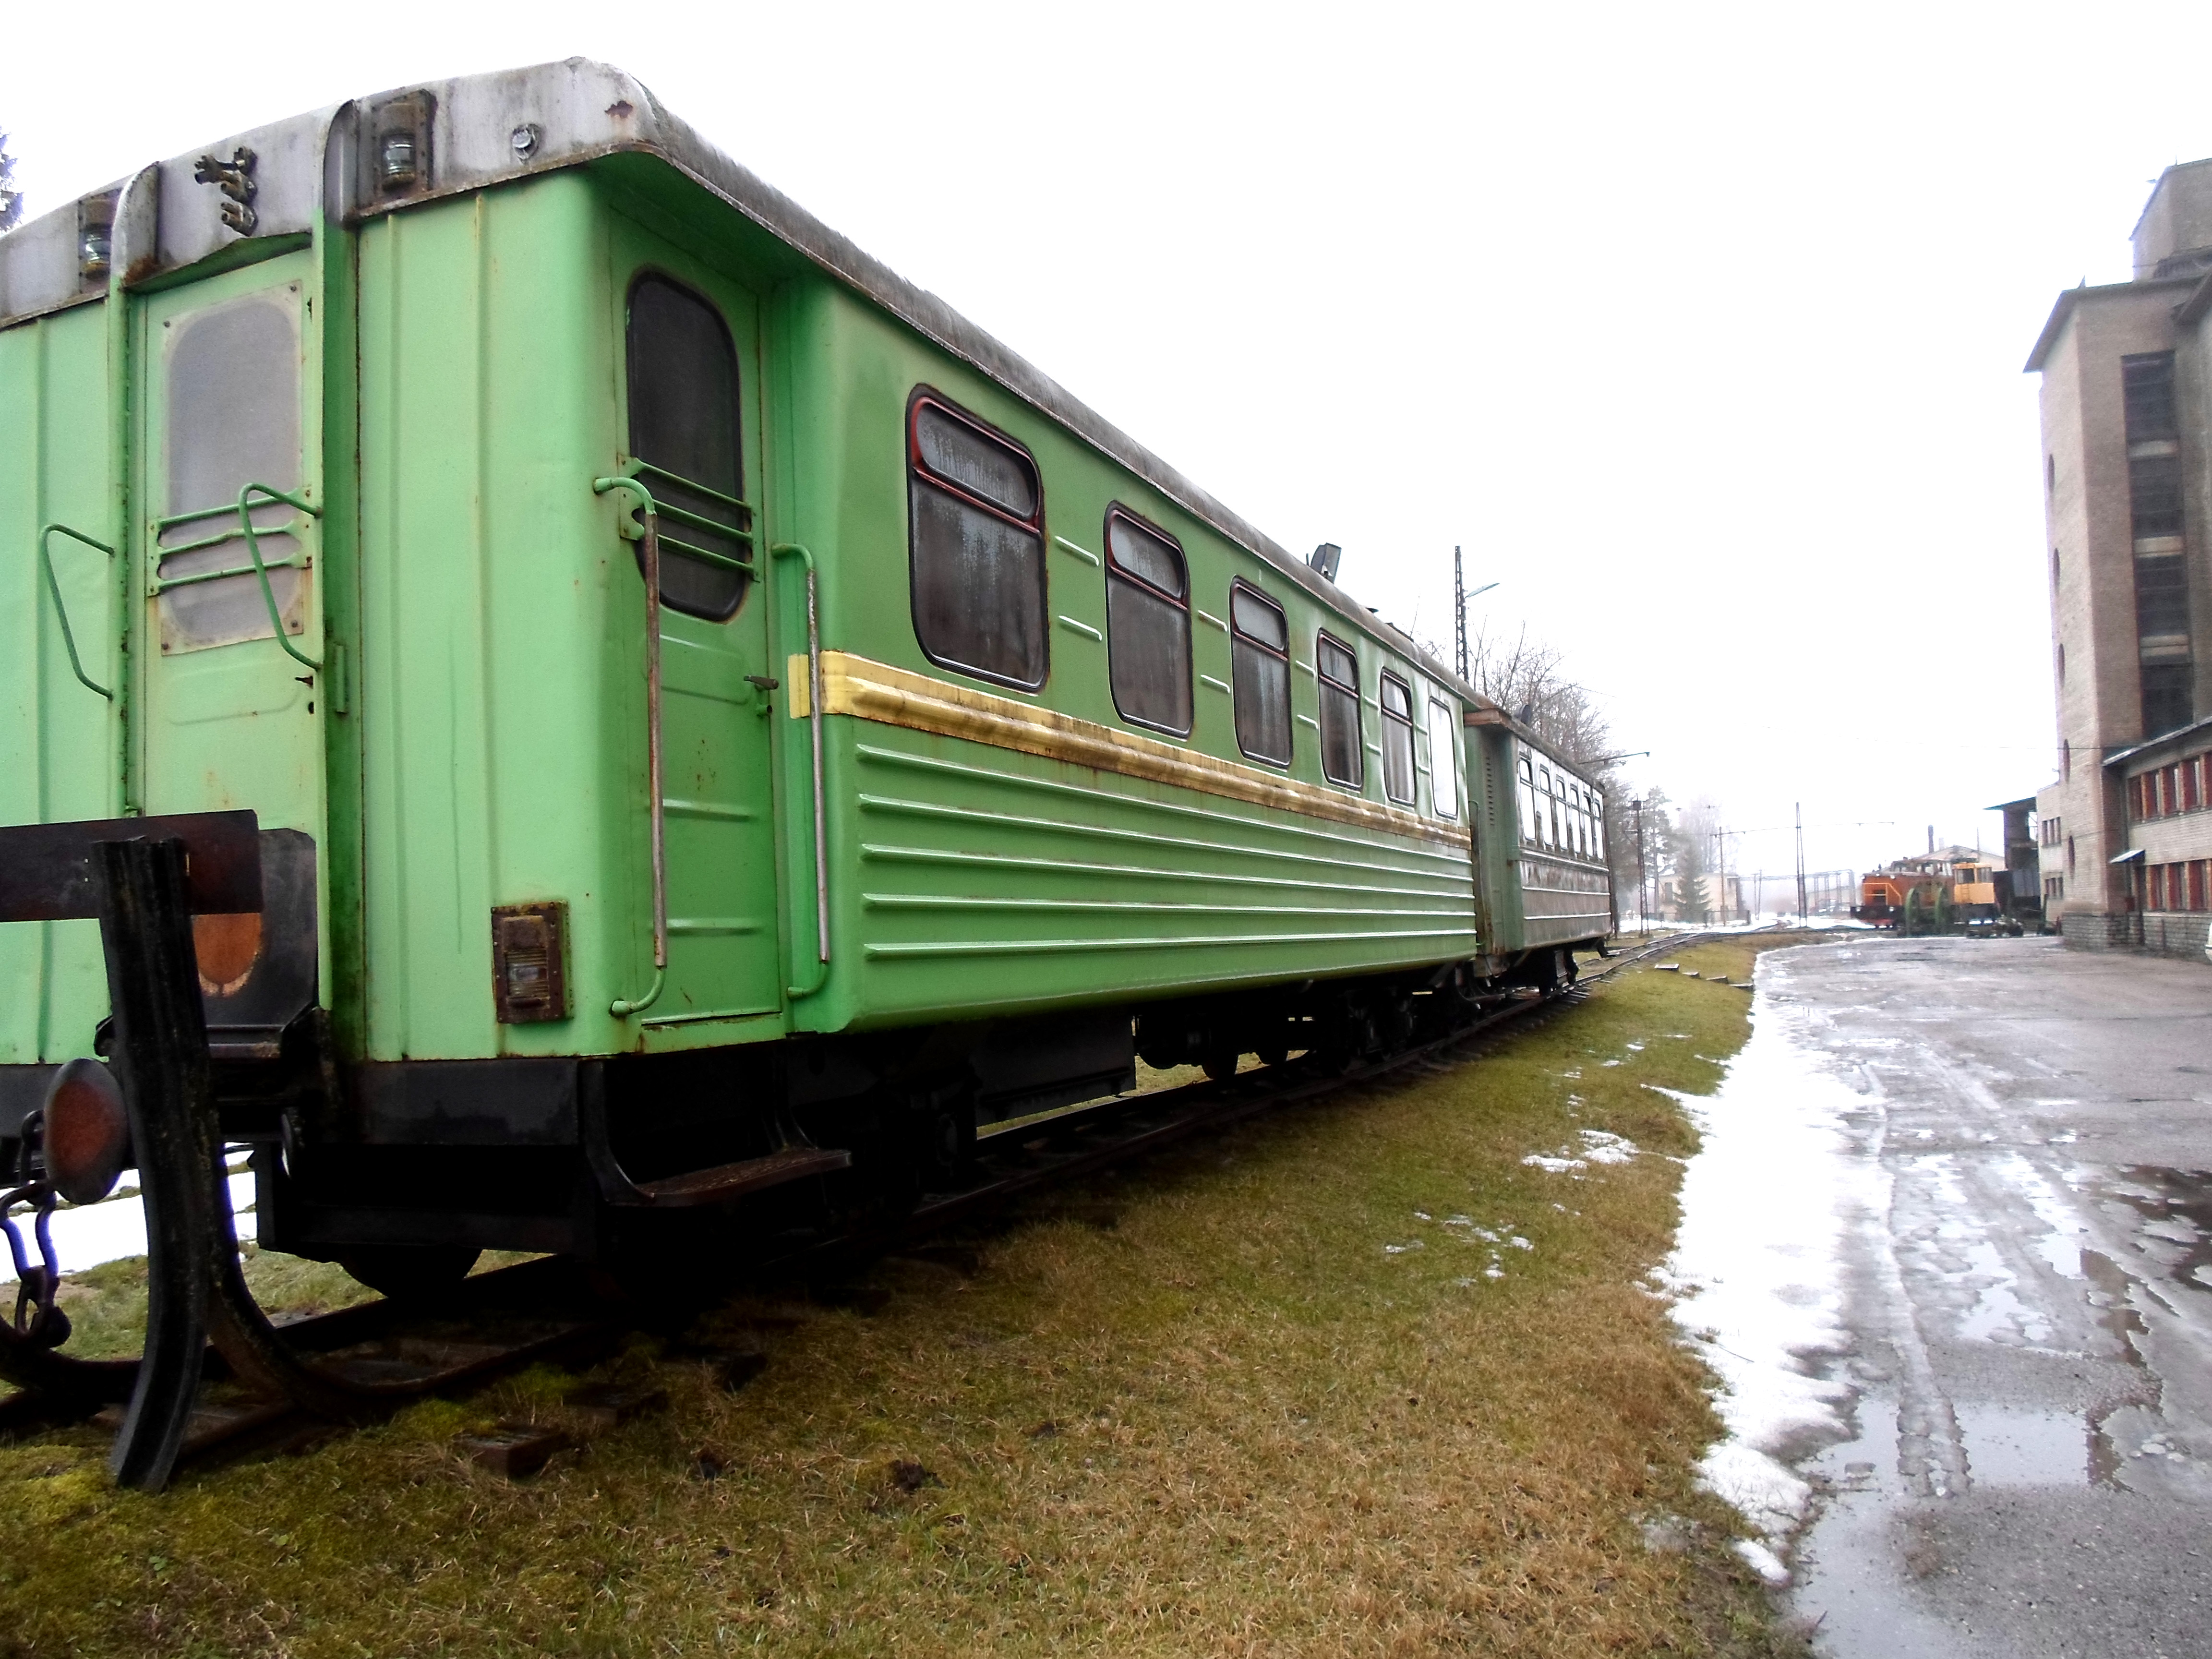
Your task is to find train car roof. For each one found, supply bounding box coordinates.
[0,57,1502,716]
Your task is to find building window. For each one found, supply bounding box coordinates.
[2136,556,2190,638]
[2067,834,2076,873]
[2044,874,2064,902]
[908,391,1047,690]
[1429,697,1459,819]
[1103,507,1191,736]
[2130,454,2186,539]
[1379,673,1416,804]
[2047,455,2056,495]
[2143,662,2193,738]
[1316,633,1363,789]
[2124,352,2180,442]
[2063,740,2071,781]
[1228,581,1291,765]
[626,275,751,622]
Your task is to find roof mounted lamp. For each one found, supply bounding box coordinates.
[1309,542,1342,582]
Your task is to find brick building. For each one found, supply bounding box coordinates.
[2027,161,2212,957]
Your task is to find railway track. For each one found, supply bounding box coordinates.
[2,930,1703,1479]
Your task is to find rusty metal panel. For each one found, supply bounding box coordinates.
[491,902,569,1024]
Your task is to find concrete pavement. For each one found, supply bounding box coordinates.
[1765,937,2212,1657]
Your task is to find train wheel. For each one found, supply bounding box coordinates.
[337,1244,482,1303]
[1255,1042,1290,1068]
[1202,1050,1241,1082]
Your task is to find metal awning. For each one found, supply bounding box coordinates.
[2111,848,2146,865]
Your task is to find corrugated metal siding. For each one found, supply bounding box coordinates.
[837,726,1478,1024]
[0,302,120,1061]
[355,177,620,1060]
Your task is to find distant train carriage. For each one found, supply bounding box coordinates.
[0,61,1615,1294]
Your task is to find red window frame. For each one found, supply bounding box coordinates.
[1101,504,1193,738]
[906,388,1048,692]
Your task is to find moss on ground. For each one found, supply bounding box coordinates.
[0,935,1806,1656]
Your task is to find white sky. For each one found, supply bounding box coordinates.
[9,0,2212,885]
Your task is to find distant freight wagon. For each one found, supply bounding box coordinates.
[0,62,1615,1308]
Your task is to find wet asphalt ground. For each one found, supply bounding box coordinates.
[1773,936,2212,1658]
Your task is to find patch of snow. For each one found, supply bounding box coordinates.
[1521,1154,1586,1175]
[1662,966,1868,1559]
[2,1165,258,1283]
[1382,1240,1425,1255]
[1580,1130,1640,1164]
[1733,1537,1791,1586]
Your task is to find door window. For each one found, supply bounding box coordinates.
[626,275,752,621]
[156,288,305,652]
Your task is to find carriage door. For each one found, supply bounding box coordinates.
[615,235,781,1023]
[137,253,326,1052]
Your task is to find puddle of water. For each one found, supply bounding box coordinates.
[2086,1165,2212,1297]
[1955,1403,2089,1488]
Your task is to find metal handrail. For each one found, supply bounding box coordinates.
[38,524,117,699]
[150,484,323,672]
[616,459,757,558]
[770,541,830,998]
[596,475,668,1018]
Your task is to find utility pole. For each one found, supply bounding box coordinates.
[1454,545,1467,683]
[1631,798,1648,933]
[1795,802,1809,926]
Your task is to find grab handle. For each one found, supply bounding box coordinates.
[234,483,323,672]
[595,476,668,1018]
[38,524,117,699]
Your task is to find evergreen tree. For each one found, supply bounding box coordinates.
[0,130,20,231]
[1670,824,1709,923]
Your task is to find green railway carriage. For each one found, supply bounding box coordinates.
[0,61,1610,1275]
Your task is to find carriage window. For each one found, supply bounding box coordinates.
[1316,633,1363,789]
[1106,508,1191,735]
[1430,698,1459,819]
[909,392,1046,689]
[157,287,305,652]
[626,275,751,621]
[1380,673,1415,804]
[1517,749,1536,843]
[1230,582,1292,764]
[1590,791,1605,859]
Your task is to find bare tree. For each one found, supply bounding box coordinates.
[0,129,21,231]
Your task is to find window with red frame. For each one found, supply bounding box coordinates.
[907,390,1047,690]
[1103,507,1192,736]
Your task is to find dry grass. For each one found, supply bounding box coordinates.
[0,936,1804,1657]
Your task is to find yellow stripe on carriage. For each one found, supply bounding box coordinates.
[789,651,1469,851]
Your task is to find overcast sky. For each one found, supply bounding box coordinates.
[9,1,2211,889]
